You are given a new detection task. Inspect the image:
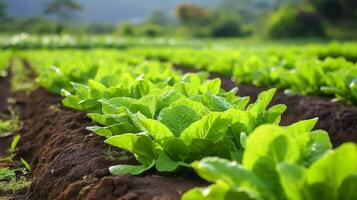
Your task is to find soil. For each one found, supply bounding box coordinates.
[176,66,357,147]
[236,83,357,147]
[0,63,28,200]
[0,65,12,160]
[0,67,11,115]
[17,88,205,200]
[2,62,356,200]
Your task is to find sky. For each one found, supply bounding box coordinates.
[4,0,219,24]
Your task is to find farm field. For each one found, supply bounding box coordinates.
[0,38,357,200]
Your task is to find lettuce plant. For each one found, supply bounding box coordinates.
[59,59,286,176]
[102,89,286,175]
[134,47,357,105]
[181,120,357,200]
[322,68,357,105]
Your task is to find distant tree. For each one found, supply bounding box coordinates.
[220,0,301,21]
[308,0,343,20]
[137,23,163,37]
[44,0,82,33]
[20,17,57,34]
[0,0,7,20]
[267,6,325,38]
[341,0,357,19]
[174,3,209,25]
[307,0,357,20]
[212,20,242,37]
[44,0,82,22]
[86,23,115,34]
[210,8,244,37]
[116,21,135,36]
[147,10,170,26]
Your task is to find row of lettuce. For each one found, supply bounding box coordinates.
[1,34,357,58]
[131,45,357,105]
[2,36,357,103]
[16,49,357,200]
[0,34,206,49]
[0,50,12,77]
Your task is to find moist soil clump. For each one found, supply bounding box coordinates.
[0,68,11,157]
[0,64,29,200]
[176,66,357,147]
[0,67,12,115]
[0,66,13,163]
[17,88,205,200]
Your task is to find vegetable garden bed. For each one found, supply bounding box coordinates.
[237,83,357,146]
[0,67,12,160]
[0,63,30,199]
[177,66,357,146]
[0,67,11,114]
[1,45,357,200]
[17,88,205,200]
[5,66,357,200]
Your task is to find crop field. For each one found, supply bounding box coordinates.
[0,37,357,200]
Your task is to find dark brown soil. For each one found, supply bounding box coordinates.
[176,66,357,147]
[0,63,28,200]
[17,88,205,200]
[0,65,12,160]
[5,63,356,200]
[235,82,357,147]
[0,67,11,115]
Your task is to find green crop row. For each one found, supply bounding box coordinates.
[19,49,357,200]
[21,50,285,174]
[183,142,357,200]
[0,34,205,50]
[1,34,357,59]
[0,50,12,77]
[131,45,357,105]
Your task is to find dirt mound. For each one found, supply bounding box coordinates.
[13,66,357,199]
[17,89,204,200]
[0,66,13,164]
[0,67,11,114]
[233,83,357,146]
[0,69,11,157]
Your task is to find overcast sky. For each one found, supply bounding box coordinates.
[4,0,219,24]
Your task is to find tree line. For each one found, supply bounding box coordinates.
[0,0,356,39]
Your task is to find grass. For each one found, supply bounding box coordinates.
[0,178,31,194]
[0,168,31,194]
[0,111,20,138]
[10,58,37,94]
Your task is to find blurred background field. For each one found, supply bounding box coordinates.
[1,1,357,199]
[0,0,356,40]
